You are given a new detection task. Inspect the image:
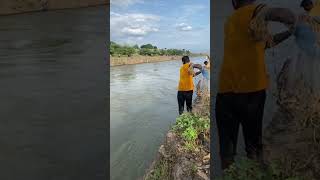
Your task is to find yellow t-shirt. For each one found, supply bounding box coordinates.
[178,63,194,91]
[218,4,268,93]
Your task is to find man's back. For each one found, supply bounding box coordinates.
[219,4,268,93]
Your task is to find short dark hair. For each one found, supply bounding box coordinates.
[182,56,190,64]
[301,0,313,7]
[204,61,208,65]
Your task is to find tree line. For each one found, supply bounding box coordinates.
[110,41,191,57]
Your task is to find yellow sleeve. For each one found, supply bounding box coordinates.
[310,0,320,16]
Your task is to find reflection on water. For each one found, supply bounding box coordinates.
[110,57,207,180]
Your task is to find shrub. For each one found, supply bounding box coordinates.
[173,113,209,151]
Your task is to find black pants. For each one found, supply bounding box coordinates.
[215,90,266,170]
[177,90,193,115]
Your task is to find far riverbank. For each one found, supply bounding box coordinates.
[110,55,207,66]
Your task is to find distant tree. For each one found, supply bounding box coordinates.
[123,46,135,57]
[133,44,139,49]
[139,48,153,56]
[110,41,120,56]
[140,44,154,49]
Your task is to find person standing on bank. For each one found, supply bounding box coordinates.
[178,56,202,115]
[215,0,297,170]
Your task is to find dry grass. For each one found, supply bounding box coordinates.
[193,92,210,118]
[263,59,320,179]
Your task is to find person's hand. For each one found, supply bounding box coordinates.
[265,34,274,46]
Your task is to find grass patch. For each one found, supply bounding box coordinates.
[173,113,209,152]
[217,158,306,180]
[145,159,171,180]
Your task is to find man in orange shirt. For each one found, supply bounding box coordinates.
[177,56,202,115]
[216,0,296,170]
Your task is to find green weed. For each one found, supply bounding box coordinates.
[173,113,209,151]
[146,159,171,180]
[217,158,305,180]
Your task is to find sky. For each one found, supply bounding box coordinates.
[110,0,210,53]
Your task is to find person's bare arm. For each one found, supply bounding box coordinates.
[264,8,296,48]
[192,64,202,77]
[194,71,201,77]
[192,64,202,70]
[252,6,296,48]
[265,30,293,49]
[264,8,296,25]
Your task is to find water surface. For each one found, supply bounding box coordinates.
[110,57,206,180]
[0,6,107,180]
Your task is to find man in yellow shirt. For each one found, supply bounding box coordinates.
[177,56,202,115]
[216,0,297,170]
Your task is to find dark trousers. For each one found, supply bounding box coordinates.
[177,90,193,115]
[215,90,266,170]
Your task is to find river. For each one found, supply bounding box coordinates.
[110,57,207,180]
[0,6,107,180]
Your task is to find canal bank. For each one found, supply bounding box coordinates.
[143,93,210,180]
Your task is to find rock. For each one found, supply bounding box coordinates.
[198,165,210,170]
[202,154,210,164]
[159,145,170,158]
[172,157,193,180]
[195,170,209,180]
[166,131,177,144]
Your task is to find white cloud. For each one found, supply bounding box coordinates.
[177,4,207,22]
[110,0,143,7]
[111,12,160,39]
[176,23,193,31]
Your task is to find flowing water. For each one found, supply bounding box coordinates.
[0,6,107,180]
[110,57,207,180]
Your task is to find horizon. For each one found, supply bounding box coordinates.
[110,0,210,54]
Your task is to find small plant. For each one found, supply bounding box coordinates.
[191,163,198,175]
[173,113,209,151]
[182,127,197,142]
[145,159,171,180]
[184,141,196,151]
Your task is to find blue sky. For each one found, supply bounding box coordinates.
[110,0,210,53]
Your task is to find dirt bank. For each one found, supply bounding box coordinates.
[110,55,182,67]
[262,59,320,180]
[0,0,108,15]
